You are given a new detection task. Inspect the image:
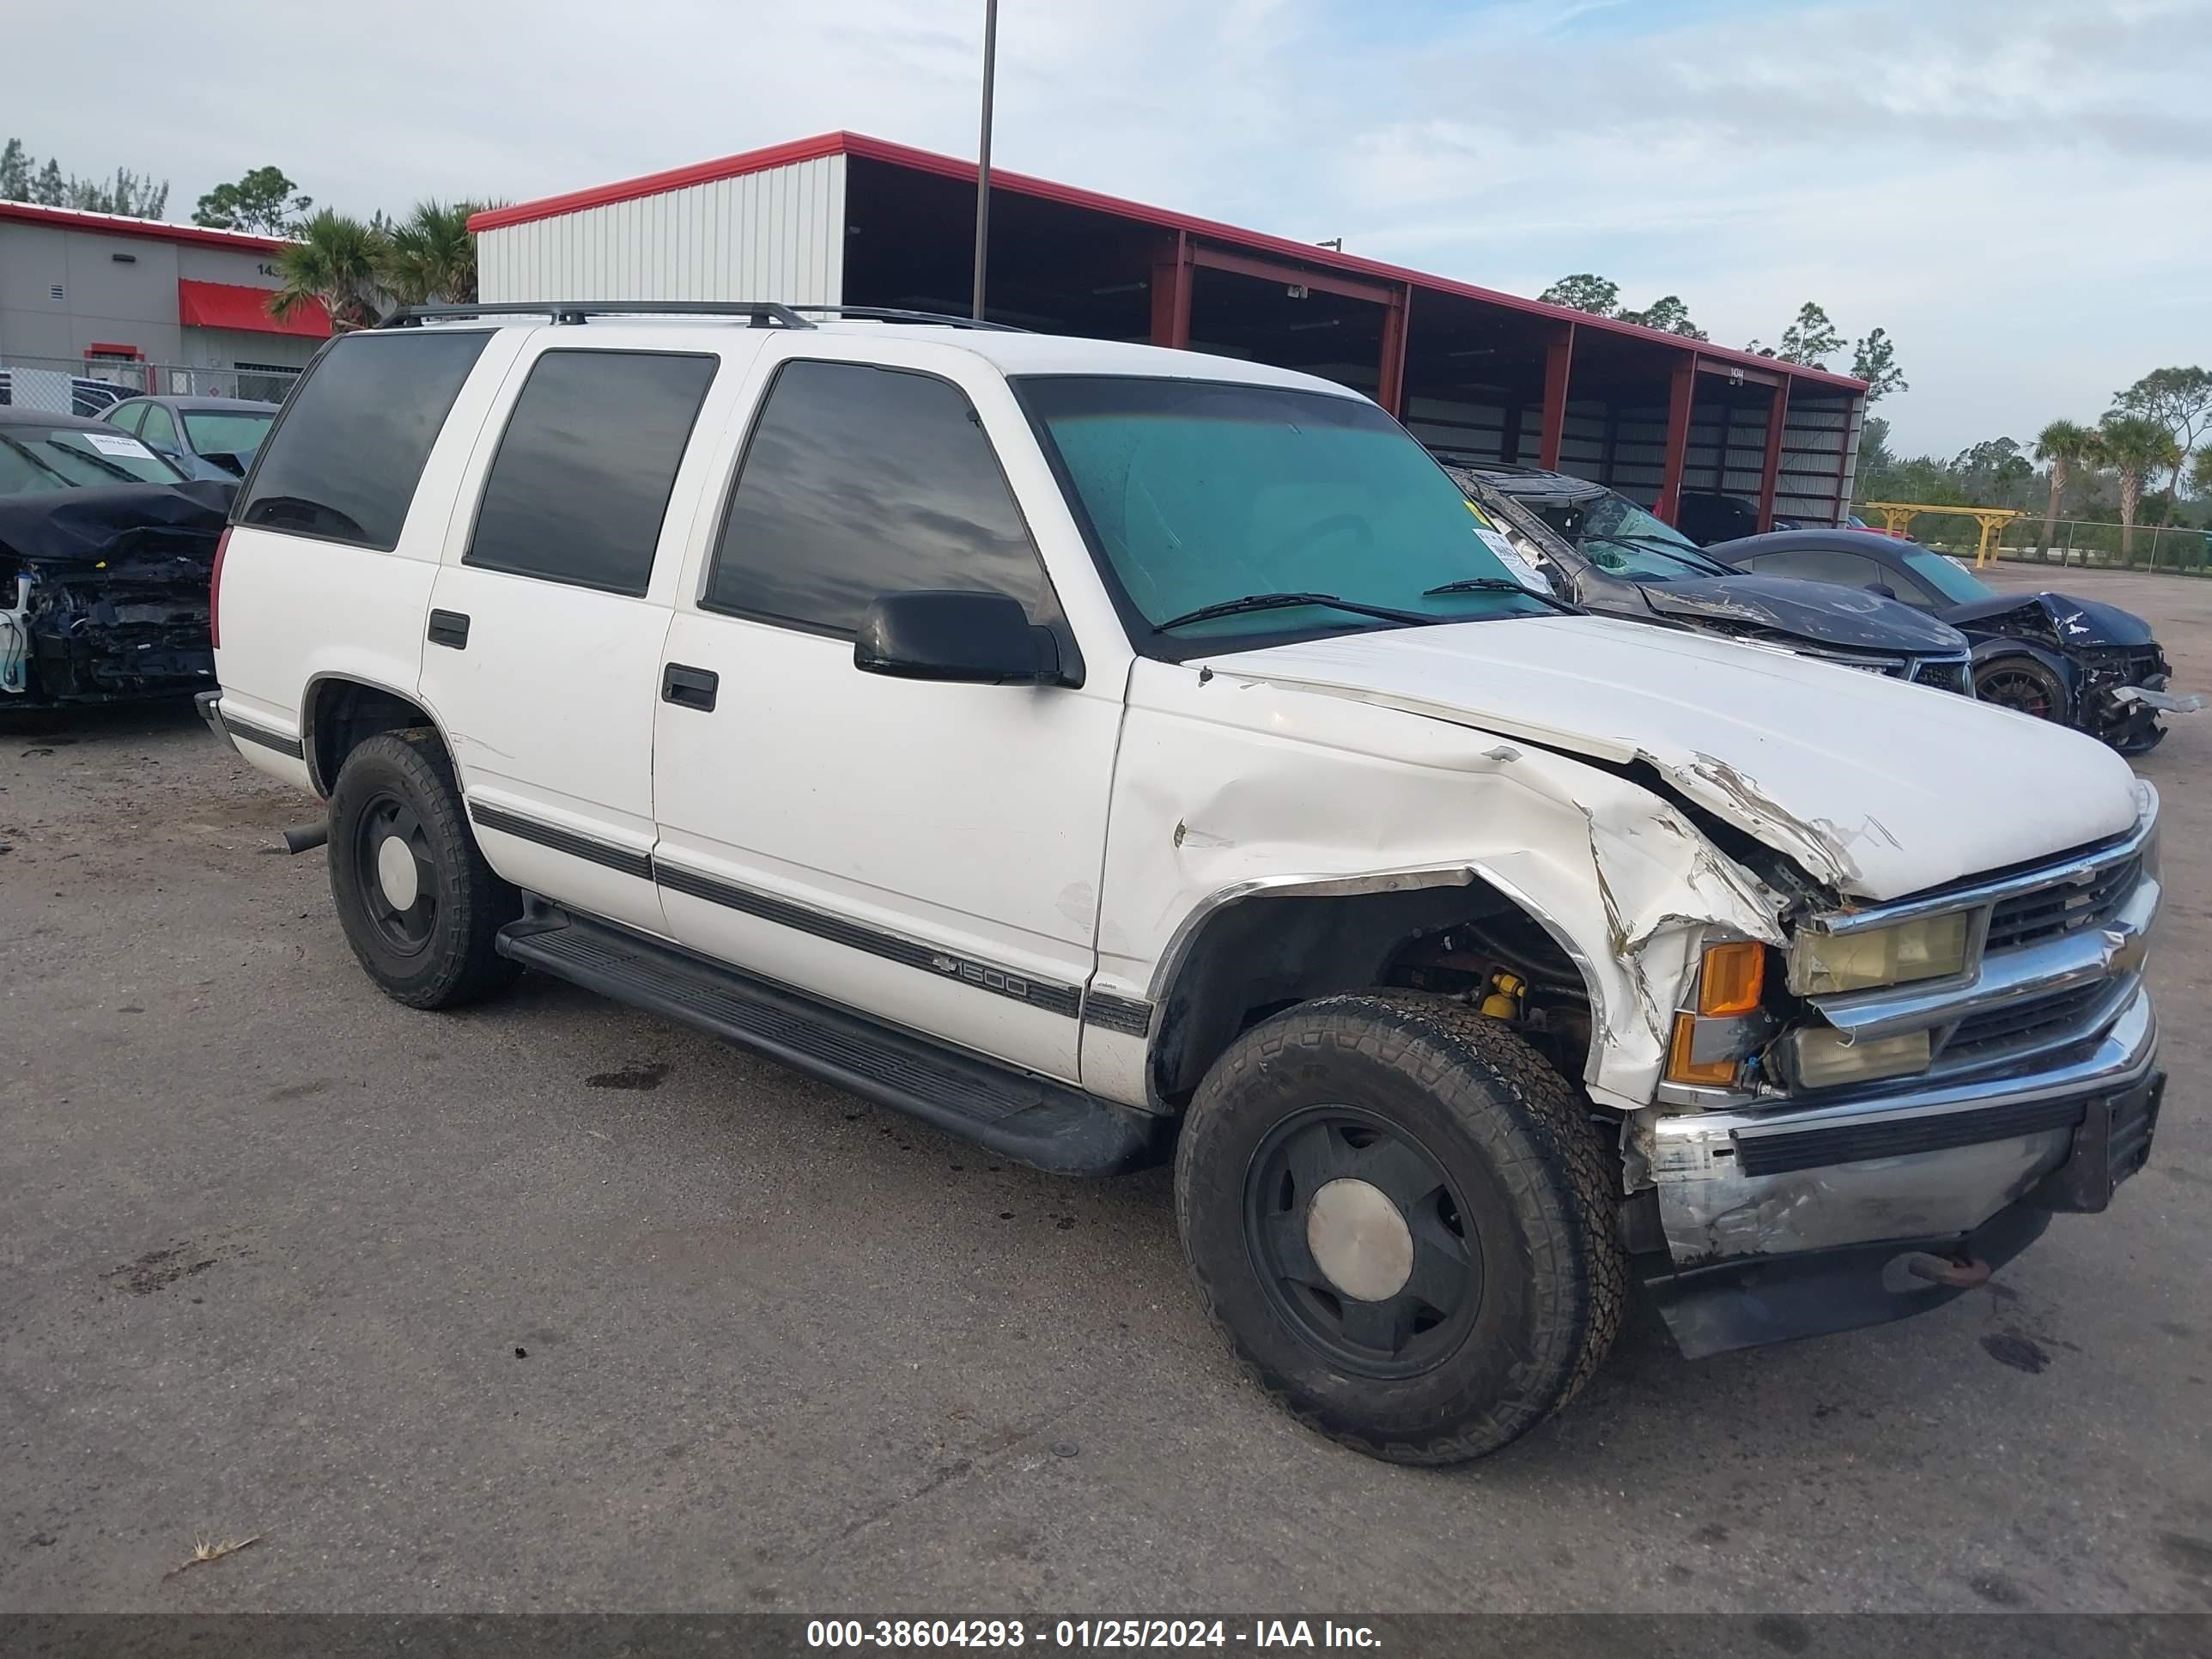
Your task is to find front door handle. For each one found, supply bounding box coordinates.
[427,609,470,649]
[662,662,719,712]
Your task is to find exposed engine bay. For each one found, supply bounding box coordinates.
[0,482,229,708]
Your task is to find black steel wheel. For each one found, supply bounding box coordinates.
[1245,1106,1480,1379]
[349,791,439,958]
[1176,991,1624,1464]
[326,729,521,1009]
[1975,656,2066,723]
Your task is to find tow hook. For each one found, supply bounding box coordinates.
[1901,1251,1991,1290]
[280,820,330,855]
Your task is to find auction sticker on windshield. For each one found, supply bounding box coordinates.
[1474,524,1553,593]
[81,432,157,459]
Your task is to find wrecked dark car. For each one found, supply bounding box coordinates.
[0,407,230,709]
[1437,459,1977,693]
[1714,529,2202,753]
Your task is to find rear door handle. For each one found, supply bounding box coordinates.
[662,662,719,711]
[428,609,470,649]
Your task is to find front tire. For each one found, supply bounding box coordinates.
[326,729,521,1009]
[1174,992,1624,1464]
[1974,655,2067,724]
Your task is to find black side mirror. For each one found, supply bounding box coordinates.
[201,451,249,478]
[854,590,1069,686]
[1869,583,1898,600]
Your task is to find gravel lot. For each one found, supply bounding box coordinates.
[3,561,2210,1615]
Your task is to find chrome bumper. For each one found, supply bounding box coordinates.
[1650,985,2157,1264]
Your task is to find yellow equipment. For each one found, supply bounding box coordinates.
[1862,501,2023,568]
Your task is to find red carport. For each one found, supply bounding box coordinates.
[472,132,1868,528]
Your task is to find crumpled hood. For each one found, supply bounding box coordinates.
[0,480,233,568]
[1943,590,2158,647]
[1202,613,2143,902]
[1638,573,1969,654]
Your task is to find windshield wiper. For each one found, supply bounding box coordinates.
[1422,575,1581,615]
[1152,592,1441,633]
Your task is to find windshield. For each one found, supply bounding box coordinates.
[1524,486,1727,580]
[1899,544,1993,605]
[0,425,185,493]
[1020,377,1560,644]
[181,410,275,458]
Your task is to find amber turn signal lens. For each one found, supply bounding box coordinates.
[1698,940,1766,1017]
[1667,1012,1741,1086]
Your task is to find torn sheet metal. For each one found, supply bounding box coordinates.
[1194,613,2143,901]
[1103,656,1789,1112]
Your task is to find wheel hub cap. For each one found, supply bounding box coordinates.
[1304,1177,1415,1302]
[376,835,421,910]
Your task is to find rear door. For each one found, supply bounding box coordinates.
[416,337,753,934]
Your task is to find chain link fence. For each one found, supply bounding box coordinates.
[0,354,300,415]
[1853,505,2212,577]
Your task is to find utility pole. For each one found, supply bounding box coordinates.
[971,0,999,321]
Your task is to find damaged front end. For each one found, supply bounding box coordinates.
[0,483,228,708]
[1955,592,2202,753]
[1627,787,2163,1357]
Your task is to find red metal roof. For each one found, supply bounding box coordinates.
[0,199,293,254]
[470,131,1866,392]
[177,278,330,337]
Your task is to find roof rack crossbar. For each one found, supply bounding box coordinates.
[783,305,1029,332]
[380,301,817,330]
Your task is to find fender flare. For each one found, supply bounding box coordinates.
[299,670,456,797]
[1141,860,1613,1097]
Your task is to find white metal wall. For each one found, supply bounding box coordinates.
[477,155,847,307]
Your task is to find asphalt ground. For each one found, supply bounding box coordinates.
[3,561,2209,1615]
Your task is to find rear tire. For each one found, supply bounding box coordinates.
[1173,992,1624,1464]
[326,729,521,1009]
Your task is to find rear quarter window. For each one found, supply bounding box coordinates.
[237,331,491,550]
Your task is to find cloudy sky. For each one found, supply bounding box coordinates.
[15,0,2205,455]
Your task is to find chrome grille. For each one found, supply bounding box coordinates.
[1984,857,2142,953]
[1945,983,2108,1060]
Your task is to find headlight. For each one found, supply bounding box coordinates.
[1788,913,1972,996]
[1790,1026,1932,1089]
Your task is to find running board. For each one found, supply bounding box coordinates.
[497,909,1172,1177]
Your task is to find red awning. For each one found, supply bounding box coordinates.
[176,278,330,337]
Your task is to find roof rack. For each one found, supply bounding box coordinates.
[380,301,817,329]
[783,305,1028,332]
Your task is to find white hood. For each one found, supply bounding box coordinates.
[1204,614,2142,902]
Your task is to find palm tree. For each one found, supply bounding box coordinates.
[378,200,492,308]
[2032,418,2094,562]
[269,210,386,331]
[2095,414,2181,561]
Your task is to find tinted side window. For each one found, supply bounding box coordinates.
[1751,550,1885,590]
[139,404,179,450]
[106,404,147,435]
[238,331,491,549]
[704,360,1048,633]
[465,350,717,596]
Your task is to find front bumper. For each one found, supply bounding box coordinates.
[1638,988,2160,1355]
[2109,684,2203,716]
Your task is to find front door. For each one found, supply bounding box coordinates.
[651,351,1120,1081]
[418,342,732,934]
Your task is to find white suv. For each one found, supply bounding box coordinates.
[206,302,2164,1463]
